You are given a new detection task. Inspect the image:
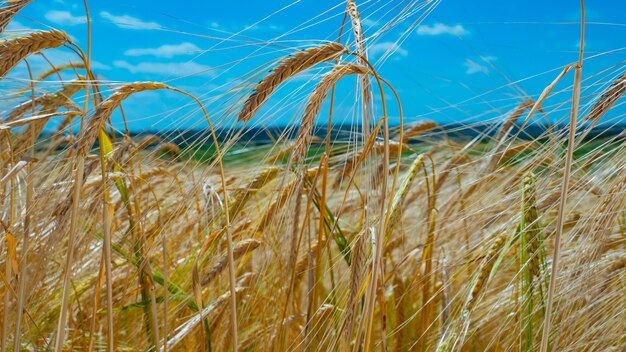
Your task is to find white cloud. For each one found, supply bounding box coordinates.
[417,23,468,36]
[124,42,201,58]
[113,60,214,77]
[369,42,408,59]
[463,56,497,75]
[243,23,283,32]
[90,60,111,70]
[100,11,160,30]
[45,10,86,25]
[463,59,488,75]
[362,18,378,27]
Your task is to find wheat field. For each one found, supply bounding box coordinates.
[0,0,625,351]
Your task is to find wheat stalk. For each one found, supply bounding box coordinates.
[12,162,32,350]
[541,3,586,349]
[540,13,585,352]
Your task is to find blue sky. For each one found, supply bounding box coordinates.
[5,0,626,131]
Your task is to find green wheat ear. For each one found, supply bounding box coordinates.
[519,173,547,352]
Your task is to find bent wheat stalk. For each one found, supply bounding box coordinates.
[54,82,172,352]
[540,2,585,351]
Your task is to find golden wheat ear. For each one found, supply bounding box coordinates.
[497,99,535,143]
[202,239,261,285]
[402,120,438,142]
[346,0,374,132]
[0,30,72,79]
[238,42,347,123]
[0,0,32,33]
[584,72,626,122]
[5,79,83,123]
[76,82,171,157]
[10,81,84,160]
[346,1,364,51]
[293,64,369,161]
[16,62,87,95]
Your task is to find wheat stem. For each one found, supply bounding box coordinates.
[540,2,585,351]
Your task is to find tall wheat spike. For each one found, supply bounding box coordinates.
[521,173,544,278]
[346,0,373,135]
